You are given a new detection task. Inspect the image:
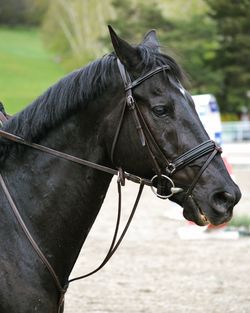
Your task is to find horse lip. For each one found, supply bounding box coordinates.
[183,195,210,226]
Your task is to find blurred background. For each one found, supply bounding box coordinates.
[0,0,249,217]
[0,0,249,121]
[1,1,250,312]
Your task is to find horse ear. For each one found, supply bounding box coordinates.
[108,25,140,68]
[141,29,160,52]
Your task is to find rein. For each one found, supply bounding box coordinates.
[0,129,151,186]
[0,171,144,312]
[0,128,147,311]
[0,58,222,312]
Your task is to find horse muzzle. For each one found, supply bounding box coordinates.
[182,186,241,226]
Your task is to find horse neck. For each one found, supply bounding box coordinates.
[2,111,113,284]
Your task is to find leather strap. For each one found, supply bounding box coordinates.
[0,129,152,187]
[0,171,144,311]
[68,179,145,283]
[184,147,221,200]
[0,58,222,312]
[116,59,170,175]
[125,64,170,90]
[0,150,145,311]
[116,59,146,147]
[0,58,223,302]
[0,174,67,297]
[110,98,127,164]
[114,59,223,199]
[166,140,222,175]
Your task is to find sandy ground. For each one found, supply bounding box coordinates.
[64,167,250,313]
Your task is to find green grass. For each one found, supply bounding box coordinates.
[229,215,250,230]
[0,27,65,114]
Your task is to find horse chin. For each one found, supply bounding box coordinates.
[182,195,210,227]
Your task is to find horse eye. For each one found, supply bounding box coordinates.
[152,105,168,117]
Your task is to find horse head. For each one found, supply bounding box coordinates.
[106,26,241,226]
[0,26,242,312]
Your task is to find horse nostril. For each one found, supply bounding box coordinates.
[211,191,235,214]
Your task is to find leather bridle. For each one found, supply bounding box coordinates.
[113,59,222,200]
[0,58,222,312]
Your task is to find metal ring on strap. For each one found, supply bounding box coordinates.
[150,175,176,199]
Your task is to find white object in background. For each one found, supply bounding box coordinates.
[192,94,222,145]
[177,225,240,240]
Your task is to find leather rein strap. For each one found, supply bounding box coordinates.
[0,128,147,310]
[0,129,152,186]
[0,171,144,312]
[0,119,148,309]
[0,174,66,294]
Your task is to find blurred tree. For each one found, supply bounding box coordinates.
[0,0,48,26]
[161,14,220,95]
[42,0,114,70]
[206,0,250,112]
[41,0,249,114]
[107,0,219,93]
[157,0,209,20]
[42,0,216,90]
[104,0,173,44]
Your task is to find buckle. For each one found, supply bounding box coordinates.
[126,95,135,110]
[166,163,176,175]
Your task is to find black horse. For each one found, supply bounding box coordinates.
[0,26,241,313]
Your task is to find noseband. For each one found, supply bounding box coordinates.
[113,59,222,200]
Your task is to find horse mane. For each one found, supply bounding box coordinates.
[0,45,184,165]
